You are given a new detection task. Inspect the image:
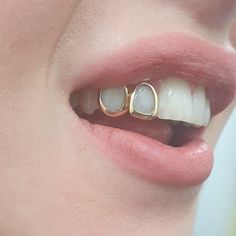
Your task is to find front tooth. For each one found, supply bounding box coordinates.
[192,86,207,126]
[129,83,158,120]
[192,86,211,127]
[157,78,193,123]
[204,98,211,126]
[78,87,99,115]
[99,87,129,117]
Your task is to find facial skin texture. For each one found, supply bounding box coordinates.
[0,1,235,235]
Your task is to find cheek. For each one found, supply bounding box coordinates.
[178,0,236,27]
[0,0,77,67]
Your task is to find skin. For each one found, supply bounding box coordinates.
[0,1,235,235]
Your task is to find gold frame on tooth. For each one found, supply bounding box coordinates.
[99,86,129,117]
[129,82,158,120]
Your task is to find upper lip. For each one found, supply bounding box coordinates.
[69,32,236,187]
[73,32,236,115]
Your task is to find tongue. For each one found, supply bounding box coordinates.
[79,112,173,144]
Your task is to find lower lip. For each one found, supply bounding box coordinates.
[82,119,214,187]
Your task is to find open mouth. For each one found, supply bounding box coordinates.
[71,77,210,147]
[68,33,236,187]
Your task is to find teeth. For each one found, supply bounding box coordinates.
[129,83,158,120]
[99,87,129,117]
[204,98,211,126]
[157,78,210,127]
[192,86,210,126]
[77,78,211,127]
[78,87,99,115]
[158,78,193,123]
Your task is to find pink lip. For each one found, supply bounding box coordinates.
[71,32,236,187]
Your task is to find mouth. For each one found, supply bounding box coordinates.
[69,33,236,187]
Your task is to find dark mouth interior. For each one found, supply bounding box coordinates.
[70,94,203,148]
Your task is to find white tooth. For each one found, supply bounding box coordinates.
[99,87,128,116]
[130,83,158,119]
[204,98,211,126]
[192,86,211,127]
[157,78,193,123]
[78,87,99,115]
[192,86,206,126]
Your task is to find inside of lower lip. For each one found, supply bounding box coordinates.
[71,104,204,148]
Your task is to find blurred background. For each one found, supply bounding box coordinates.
[193,108,236,236]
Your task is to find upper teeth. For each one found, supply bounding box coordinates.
[77,78,211,127]
[78,87,99,115]
[129,83,158,120]
[99,86,129,117]
[158,78,210,126]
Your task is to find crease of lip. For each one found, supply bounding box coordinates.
[73,32,236,115]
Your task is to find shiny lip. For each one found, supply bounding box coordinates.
[70,32,236,187]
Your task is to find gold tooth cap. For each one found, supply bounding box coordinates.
[129,82,158,120]
[99,86,129,117]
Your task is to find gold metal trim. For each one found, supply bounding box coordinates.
[129,82,158,120]
[99,86,129,117]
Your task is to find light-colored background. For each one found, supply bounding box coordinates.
[194,108,236,236]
